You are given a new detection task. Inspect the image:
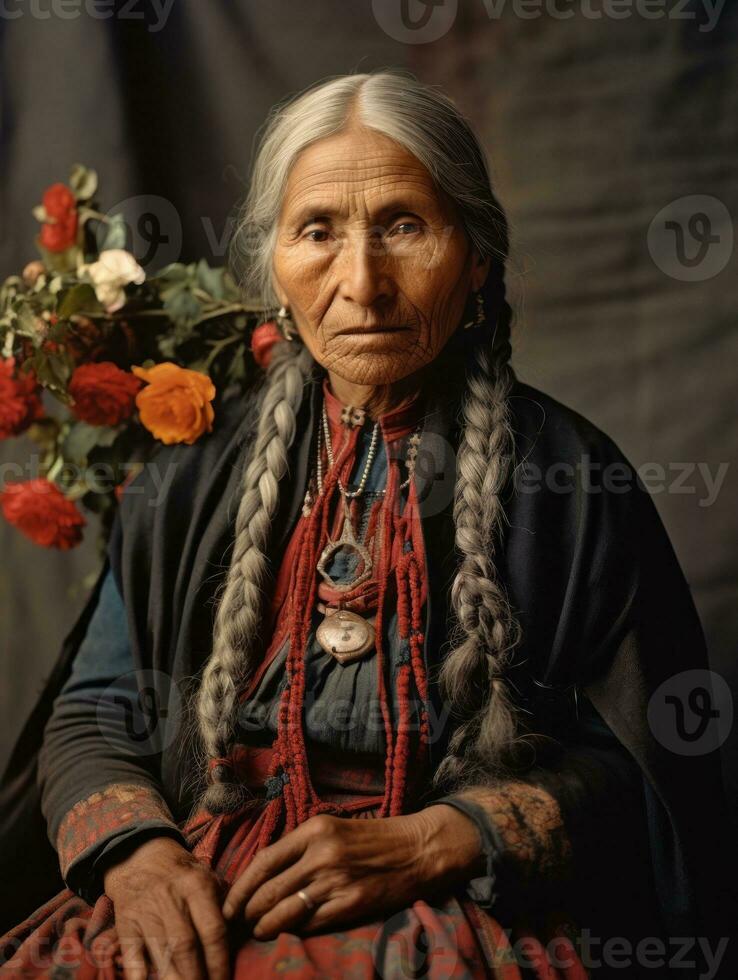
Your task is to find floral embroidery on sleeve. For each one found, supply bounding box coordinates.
[455,782,574,891]
[56,782,179,877]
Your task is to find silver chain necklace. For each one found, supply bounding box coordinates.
[305,398,423,666]
[317,403,381,498]
[314,402,420,499]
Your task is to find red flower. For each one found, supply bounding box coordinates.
[0,357,44,439]
[43,183,76,219]
[69,361,143,427]
[39,183,78,253]
[250,320,284,370]
[0,478,86,550]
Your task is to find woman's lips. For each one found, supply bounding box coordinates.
[338,324,408,335]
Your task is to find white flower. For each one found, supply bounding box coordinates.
[78,249,146,313]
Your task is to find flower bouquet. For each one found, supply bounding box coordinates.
[0,165,281,552]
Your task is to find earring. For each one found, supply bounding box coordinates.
[276,305,297,341]
[462,291,486,330]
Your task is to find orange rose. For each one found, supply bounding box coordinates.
[132,362,216,445]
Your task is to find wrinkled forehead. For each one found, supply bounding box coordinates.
[278,128,454,226]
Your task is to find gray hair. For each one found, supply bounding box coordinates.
[198,69,522,812]
[229,69,510,311]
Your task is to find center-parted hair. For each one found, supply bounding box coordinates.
[197,69,523,812]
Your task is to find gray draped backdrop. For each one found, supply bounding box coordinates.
[1,0,736,814]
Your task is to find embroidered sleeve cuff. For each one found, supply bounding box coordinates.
[56,783,183,882]
[425,794,506,911]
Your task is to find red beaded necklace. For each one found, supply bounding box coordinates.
[256,384,431,845]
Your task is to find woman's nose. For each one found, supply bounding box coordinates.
[336,234,393,308]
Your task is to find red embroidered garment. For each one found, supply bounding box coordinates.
[0,380,588,979]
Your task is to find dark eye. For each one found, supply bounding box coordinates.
[390,221,421,237]
[304,228,330,243]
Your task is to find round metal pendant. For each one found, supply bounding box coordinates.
[316,609,375,665]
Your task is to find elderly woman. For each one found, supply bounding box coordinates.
[0,70,734,980]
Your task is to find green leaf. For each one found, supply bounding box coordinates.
[56,283,99,319]
[35,238,83,275]
[15,304,41,339]
[64,422,100,461]
[32,351,72,401]
[99,213,128,252]
[152,262,190,283]
[196,260,225,300]
[95,426,119,447]
[157,282,184,303]
[225,342,247,384]
[164,290,202,330]
[157,335,177,358]
[186,357,209,373]
[64,421,118,462]
[221,269,242,301]
[69,164,98,202]
[45,349,75,389]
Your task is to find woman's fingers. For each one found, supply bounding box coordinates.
[186,891,231,980]
[120,920,181,980]
[149,897,205,980]
[253,887,365,941]
[299,894,362,936]
[223,825,311,920]
[250,886,327,941]
[239,854,318,925]
[117,928,149,980]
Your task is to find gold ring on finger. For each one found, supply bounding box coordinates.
[296,888,316,912]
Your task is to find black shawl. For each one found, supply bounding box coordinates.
[2,344,736,973]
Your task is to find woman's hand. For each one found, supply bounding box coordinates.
[103,835,230,980]
[222,805,484,939]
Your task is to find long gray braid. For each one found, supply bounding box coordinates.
[196,339,315,813]
[195,277,523,811]
[433,267,524,791]
[187,71,533,814]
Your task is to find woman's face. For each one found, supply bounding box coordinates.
[271,125,490,388]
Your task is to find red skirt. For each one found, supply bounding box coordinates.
[0,744,588,979]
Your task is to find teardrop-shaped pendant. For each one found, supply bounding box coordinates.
[316,608,375,664]
[316,497,372,592]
